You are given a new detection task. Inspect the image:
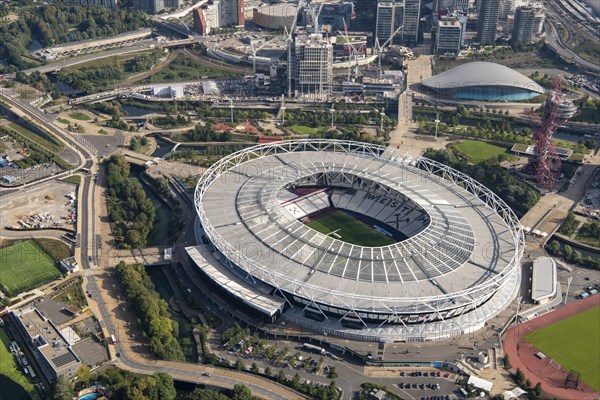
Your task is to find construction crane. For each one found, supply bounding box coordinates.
[339,17,361,81]
[374,24,404,77]
[286,0,306,98]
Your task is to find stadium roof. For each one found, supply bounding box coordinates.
[195,140,523,315]
[421,62,544,93]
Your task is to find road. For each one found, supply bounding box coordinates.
[544,19,600,75]
[1,86,308,399]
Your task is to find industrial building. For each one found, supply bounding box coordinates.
[531,257,557,305]
[289,33,333,99]
[512,5,536,44]
[252,3,299,30]
[189,140,523,342]
[9,307,82,383]
[436,18,463,54]
[476,0,501,44]
[421,61,544,101]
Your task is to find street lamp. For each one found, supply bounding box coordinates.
[564,277,573,305]
[229,99,234,124]
[330,103,335,127]
[434,114,440,139]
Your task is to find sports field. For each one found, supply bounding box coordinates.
[454,140,508,164]
[525,305,600,391]
[306,209,397,246]
[0,240,62,297]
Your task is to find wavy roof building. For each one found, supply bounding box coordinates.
[421,62,544,101]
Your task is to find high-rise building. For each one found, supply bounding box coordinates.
[533,11,545,34]
[55,0,118,7]
[512,6,535,43]
[476,0,500,44]
[193,1,220,34]
[436,18,463,54]
[289,33,333,99]
[133,0,164,14]
[402,0,421,44]
[164,0,180,8]
[499,0,513,19]
[219,0,244,27]
[375,0,421,45]
[376,2,404,45]
[354,0,378,33]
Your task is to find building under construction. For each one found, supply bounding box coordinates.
[289,32,334,99]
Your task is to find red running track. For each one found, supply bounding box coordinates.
[503,295,600,400]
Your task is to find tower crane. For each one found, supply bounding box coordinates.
[374,24,403,77]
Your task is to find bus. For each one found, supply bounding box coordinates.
[110,334,117,344]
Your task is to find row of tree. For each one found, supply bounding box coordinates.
[105,155,155,248]
[187,122,233,142]
[116,262,185,360]
[545,240,600,270]
[52,365,257,400]
[423,148,540,217]
[559,212,579,237]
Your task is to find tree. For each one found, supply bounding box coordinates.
[277,369,286,383]
[292,373,301,389]
[75,365,92,387]
[327,366,338,380]
[235,358,245,371]
[52,376,73,400]
[264,367,272,378]
[250,362,259,374]
[233,384,253,400]
[504,354,511,369]
[534,382,542,397]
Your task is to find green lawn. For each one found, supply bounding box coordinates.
[148,54,237,83]
[306,210,397,246]
[0,328,39,400]
[69,112,91,121]
[289,125,317,135]
[0,240,63,297]
[454,140,509,164]
[525,305,600,391]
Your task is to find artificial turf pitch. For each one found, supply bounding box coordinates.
[0,239,62,297]
[525,305,600,391]
[306,209,397,246]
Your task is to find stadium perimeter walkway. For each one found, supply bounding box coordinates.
[503,295,600,400]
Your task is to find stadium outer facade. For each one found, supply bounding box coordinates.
[188,140,524,342]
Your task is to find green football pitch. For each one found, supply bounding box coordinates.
[0,240,62,297]
[306,209,397,246]
[525,305,600,391]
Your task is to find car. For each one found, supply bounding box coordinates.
[116,352,121,357]
[202,372,210,377]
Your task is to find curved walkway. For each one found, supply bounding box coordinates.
[503,295,600,399]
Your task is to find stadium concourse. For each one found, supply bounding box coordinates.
[186,140,524,342]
